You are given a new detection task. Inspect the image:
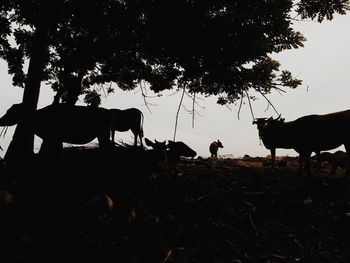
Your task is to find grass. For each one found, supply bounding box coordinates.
[1,148,350,262]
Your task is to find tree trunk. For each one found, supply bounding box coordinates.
[4,24,49,165]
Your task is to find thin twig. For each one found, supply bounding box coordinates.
[185,90,205,101]
[249,213,258,237]
[0,126,8,138]
[258,91,279,116]
[161,250,173,263]
[275,89,284,96]
[185,90,205,110]
[264,101,270,112]
[292,0,301,7]
[140,81,152,113]
[192,93,195,128]
[237,91,244,120]
[173,86,186,141]
[245,91,255,120]
[167,89,181,97]
[0,127,6,137]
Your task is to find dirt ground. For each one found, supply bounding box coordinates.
[1,150,350,263]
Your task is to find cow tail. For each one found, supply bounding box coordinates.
[140,111,144,138]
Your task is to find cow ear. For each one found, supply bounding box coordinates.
[144,138,154,147]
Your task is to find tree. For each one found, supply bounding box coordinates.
[0,0,349,163]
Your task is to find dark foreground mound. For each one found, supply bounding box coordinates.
[1,148,350,262]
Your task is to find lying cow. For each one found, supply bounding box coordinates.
[253,110,350,176]
[110,108,144,147]
[166,140,197,173]
[209,140,223,158]
[0,103,115,153]
[145,139,197,175]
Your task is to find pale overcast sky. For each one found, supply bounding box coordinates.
[1,13,350,158]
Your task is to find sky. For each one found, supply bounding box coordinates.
[1,13,350,158]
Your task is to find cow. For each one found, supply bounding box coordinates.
[165,140,197,174]
[143,138,169,175]
[253,110,350,176]
[110,108,144,147]
[209,140,224,158]
[0,103,115,153]
[167,140,197,161]
[145,139,196,175]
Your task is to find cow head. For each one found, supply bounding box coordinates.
[265,116,285,129]
[0,103,25,126]
[253,116,285,149]
[216,140,224,148]
[167,140,197,158]
[253,118,269,139]
[253,116,285,137]
[144,138,167,162]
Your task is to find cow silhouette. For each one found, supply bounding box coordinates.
[110,108,144,147]
[0,103,115,153]
[253,111,350,176]
[209,140,223,158]
[144,139,196,175]
[166,140,196,174]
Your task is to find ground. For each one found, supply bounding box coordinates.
[1,149,350,263]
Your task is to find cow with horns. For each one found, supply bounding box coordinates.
[253,111,350,176]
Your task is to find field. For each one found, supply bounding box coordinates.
[1,149,350,263]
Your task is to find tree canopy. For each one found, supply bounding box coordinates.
[1,0,348,106]
[0,0,349,163]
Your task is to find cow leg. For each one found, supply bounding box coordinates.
[298,154,303,175]
[299,151,312,176]
[132,131,138,147]
[132,128,143,147]
[344,144,350,176]
[305,152,312,176]
[271,148,276,169]
[39,140,63,167]
[111,130,115,144]
[98,133,113,152]
[139,133,143,147]
[315,151,321,171]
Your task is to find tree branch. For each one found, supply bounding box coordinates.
[237,91,244,120]
[140,81,152,113]
[173,86,186,141]
[245,91,255,120]
[192,93,195,128]
[258,91,280,116]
